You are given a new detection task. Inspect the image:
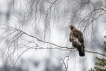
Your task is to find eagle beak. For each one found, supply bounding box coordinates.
[69,25,73,29]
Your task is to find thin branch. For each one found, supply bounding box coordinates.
[15,28,70,49]
[14,28,106,57]
[85,50,106,57]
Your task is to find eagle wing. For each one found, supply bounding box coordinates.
[72,30,84,43]
[72,41,85,56]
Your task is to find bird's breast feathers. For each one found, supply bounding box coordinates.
[73,38,81,45]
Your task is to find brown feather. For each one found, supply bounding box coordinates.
[72,41,85,56]
[72,30,84,43]
[69,25,85,56]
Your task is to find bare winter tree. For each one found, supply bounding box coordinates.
[0,0,106,71]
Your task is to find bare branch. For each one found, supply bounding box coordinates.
[14,28,106,57]
[85,50,106,57]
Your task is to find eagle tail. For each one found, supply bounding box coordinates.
[78,47,85,56]
[79,50,85,56]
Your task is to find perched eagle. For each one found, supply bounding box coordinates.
[69,25,85,56]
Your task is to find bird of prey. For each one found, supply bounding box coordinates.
[69,25,85,56]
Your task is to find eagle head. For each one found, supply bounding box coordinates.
[69,25,76,30]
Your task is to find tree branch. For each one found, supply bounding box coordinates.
[85,50,106,57]
[15,28,106,57]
